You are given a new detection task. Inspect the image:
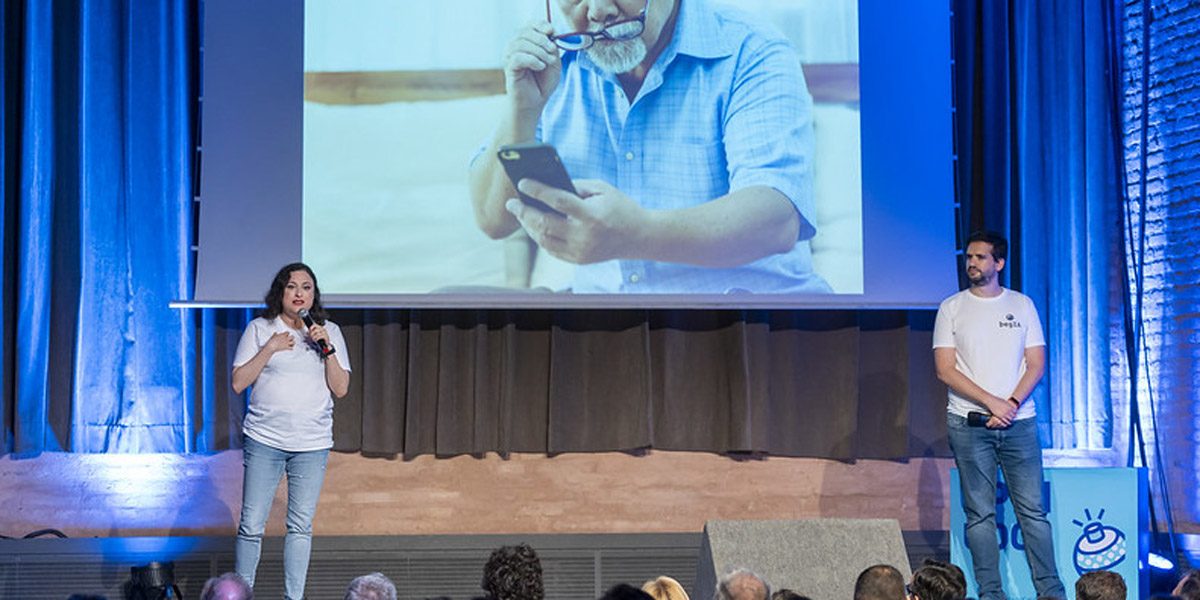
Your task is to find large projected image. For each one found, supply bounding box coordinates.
[196,0,954,308]
[301,0,863,297]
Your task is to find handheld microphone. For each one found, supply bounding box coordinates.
[968,398,1020,427]
[967,411,991,427]
[298,308,335,358]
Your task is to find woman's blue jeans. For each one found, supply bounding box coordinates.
[947,414,1065,600]
[235,436,330,600]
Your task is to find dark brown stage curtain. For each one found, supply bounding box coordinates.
[209,309,951,460]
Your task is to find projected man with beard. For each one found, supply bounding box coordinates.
[468,0,831,294]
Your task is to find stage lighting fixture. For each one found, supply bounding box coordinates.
[128,561,183,600]
[1148,551,1176,570]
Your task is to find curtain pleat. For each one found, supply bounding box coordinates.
[14,0,67,454]
[312,309,942,460]
[953,0,1122,451]
[2,0,196,454]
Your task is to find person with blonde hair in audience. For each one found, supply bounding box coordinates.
[1075,570,1125,600]
[345,571,398,600]
[642,575,689,600]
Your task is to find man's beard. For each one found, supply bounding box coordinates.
[967,270,987,286]
[585,37,647,73]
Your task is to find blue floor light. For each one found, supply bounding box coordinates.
[1148,552,1176,571]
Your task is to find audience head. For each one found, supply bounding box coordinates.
[199,572,254,600]
[854,564,906,600]
[601,583,657,600]
[716,568,771,600]
[770,590,811,600]
[345,572,398,600]
[1074,570,1125,600]
[642,575,689,600]
[66,595,108,600]
[907,560,966,600]
[481,543,544,600]
[1176,569,1200,600]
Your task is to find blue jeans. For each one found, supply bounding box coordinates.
[235,436,330,600]
[947,414,1065,600]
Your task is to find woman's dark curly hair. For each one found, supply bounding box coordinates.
[481,543,544,600]
[262,262,328,324]
[909,559,967,600]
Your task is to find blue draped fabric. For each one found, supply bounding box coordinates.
[953,0,1124,451]
[1,0,196,453]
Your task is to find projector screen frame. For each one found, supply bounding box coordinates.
[193,0,958,310]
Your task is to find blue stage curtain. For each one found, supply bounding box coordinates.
[954,0,1125,451]
[0,0,197,453]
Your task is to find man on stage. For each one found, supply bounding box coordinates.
[933,230,1066,600]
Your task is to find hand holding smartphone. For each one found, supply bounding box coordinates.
[497,142,576,216]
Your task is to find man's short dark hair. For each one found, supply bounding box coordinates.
[1075,570,1126,600]
[967,230,1008,262]
[599,583,655,600]
[481,543,544,600]
[908,559,966,600]
[854,564,906,600]
[771,590,812,600]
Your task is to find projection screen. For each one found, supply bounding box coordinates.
[195,0,957,308]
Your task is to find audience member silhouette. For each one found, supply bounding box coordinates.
[345,571,398,600]
[854,564,906,600]
[771,590,812,600]
[907,560,966,600]
[716,568,771,600]
[642,575,689,600]
[199,572,254,600]
[1075,570,1125,600]
[481,543,544,600]
[1176,570,1200,600]
[600,583,656,600]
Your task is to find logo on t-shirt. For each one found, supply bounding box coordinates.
[998,313,1022,329]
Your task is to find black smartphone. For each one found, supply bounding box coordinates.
[497,142,576,216]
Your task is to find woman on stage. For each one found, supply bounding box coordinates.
[231,262,350,600]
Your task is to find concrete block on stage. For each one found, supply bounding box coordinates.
[693,518,912,600]
[950,467,1149,600]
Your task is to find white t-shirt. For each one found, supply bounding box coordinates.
[233,316,351,451]
[932,288,1044,420]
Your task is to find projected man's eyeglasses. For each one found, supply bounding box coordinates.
[545,0,650,51]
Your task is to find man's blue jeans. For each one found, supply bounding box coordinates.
[235,436,330,600]
[947,414,1065,600]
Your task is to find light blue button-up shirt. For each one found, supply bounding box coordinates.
[539,0,830,294]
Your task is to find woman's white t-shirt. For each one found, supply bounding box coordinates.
[233,316,351,451]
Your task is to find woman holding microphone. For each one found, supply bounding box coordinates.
[231,262,350,600]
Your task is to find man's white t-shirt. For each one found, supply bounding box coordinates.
[932,288,1044,420]
[233,316,351,451]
